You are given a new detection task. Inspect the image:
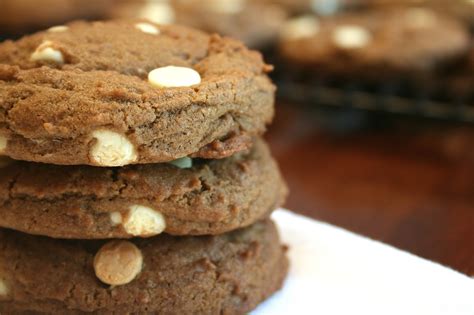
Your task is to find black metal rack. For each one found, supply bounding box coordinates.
[276,79,474,123]
[269,50,474,124]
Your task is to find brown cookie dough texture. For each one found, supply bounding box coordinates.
[0,20,275,166]
[0,219,288,314]
[0,0,113,34]
[278,8,470,77]
[0,138,287,239]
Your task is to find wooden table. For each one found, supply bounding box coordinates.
[267,103,474,276]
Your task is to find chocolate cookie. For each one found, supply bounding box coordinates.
[108,0,176,25]
[0,219,289,314]
[172,0,288,48]
[0,20,275,166]
[278,8,470,79]
[0,138,287,239]
[0,0,113,35]
[110,0,288,48]
[265,0,353,15]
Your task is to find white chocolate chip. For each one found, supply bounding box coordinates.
[280,16,320,40]
[94,241,143,286]
[148,66,201,88]
[405,8,437,28]
[205,0,246,14]
[110,212,123,226]
[90,130,137,167]
[47,25,69,33]
[135,22,160,35]
[0,135,6,154]
[311,0,340,16]
[30,40,64,63]
[168,157,192,169]
[332,25,372,49]
[138,2,175,24]
[123,205,166,237]
[0,279,8,296]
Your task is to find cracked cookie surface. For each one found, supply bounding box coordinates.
[0,138,287,239]
[0,219,289,314]
[0,20,275,166]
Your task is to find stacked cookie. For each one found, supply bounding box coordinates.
[0,20,288,313]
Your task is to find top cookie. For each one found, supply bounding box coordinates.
[0,20,275,166]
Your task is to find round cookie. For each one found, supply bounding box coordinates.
[172,0,288,48]
[0,219,289,314]
[352,0,474,27]
[0,20,275,166]
[110,0,288,48]
[263,0,359,15]
[108,0,177,25]
[278,8,470,79]
[0,138,287,239]
[0,0,113,35]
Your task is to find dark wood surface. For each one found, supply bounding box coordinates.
[267,104,474,276]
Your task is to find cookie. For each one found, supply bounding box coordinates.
[172,0,288,48]
[0,0,113,35]
[0,20,275,166]
[278,8,470,79]
[265,0,354,15]
[0,138,287,239]
[110,0,288,48]
[354,0,474,27]
[108,0,176,25]
[0,219,289,314]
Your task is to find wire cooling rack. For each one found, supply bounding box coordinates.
[275,79,474,123]
[270,57,474,123]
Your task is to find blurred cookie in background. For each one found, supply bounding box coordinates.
[173,0,287,48]
[354,0,474,29]
[0,0,113,36]
[108,0,175,24]
[278,8,470,82]
[262,0,357,15]
[428,0,474,30]
[110,0,287,48]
